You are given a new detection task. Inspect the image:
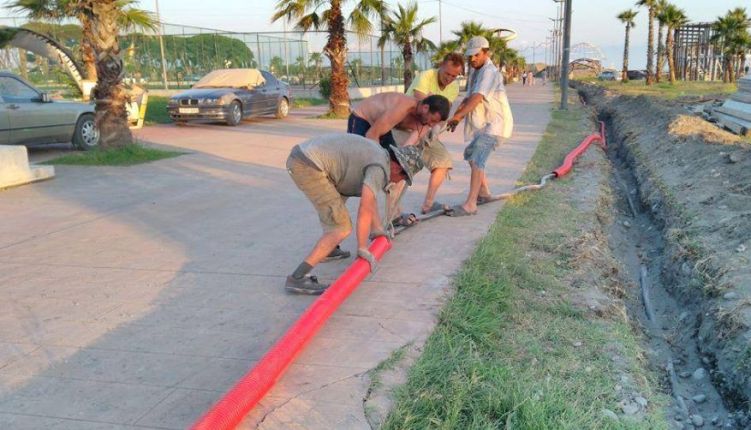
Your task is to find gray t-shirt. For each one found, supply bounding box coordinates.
[298,133,390,199]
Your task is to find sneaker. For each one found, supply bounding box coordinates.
[323,246,351,262]
[285,275,329,295]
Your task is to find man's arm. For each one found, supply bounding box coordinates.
[356,184,381,250]
[447,93,484,131]
[365,102,412,143]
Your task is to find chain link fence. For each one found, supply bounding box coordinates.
[1,17,435,98]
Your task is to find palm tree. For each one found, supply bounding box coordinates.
[662,4,688,83]
[308,51,323,80]
[452,20,488,45]
[8,0,156,82]
[273,0,388,117]
[636,0,658,84]
[654,0,669,83]
[10,0,156,148]
[618,10,638,83]
[379,2,436,89]
[430,41,459,65]
[712,8,751,82]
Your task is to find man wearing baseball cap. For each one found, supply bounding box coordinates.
[446,36,514,216]
[284,133,424,294]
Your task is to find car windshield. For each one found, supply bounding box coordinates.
[193,69,265,89]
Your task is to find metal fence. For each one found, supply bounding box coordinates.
[0,17,435,94]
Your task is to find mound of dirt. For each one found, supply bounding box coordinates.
[577,82,751,410]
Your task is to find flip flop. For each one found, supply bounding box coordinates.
[392,212,418,227]
[421,201,447,214]
[446,205,477,217]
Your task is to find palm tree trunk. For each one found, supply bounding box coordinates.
[656,24,665,83]
[646,6,655,85]
[667,29,676,83]
[324,0,349,118]
[89,0,133,148]
[622,25,631,82]
[18,48,28,80]
[80,14,97,81]
[402,42,413,90]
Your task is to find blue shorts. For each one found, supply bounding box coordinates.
[464,134,501,169]
[347,113,396,149]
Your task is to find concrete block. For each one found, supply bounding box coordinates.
[0,146,54,189]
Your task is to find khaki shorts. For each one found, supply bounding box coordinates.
[286,154,351,233]
[422,139,453,171]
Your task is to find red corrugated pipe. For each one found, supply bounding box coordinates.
[192,122,609,429]
[191,236,392,430]
[552,122,606,178]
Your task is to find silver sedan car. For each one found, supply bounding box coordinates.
[0,71,99,150]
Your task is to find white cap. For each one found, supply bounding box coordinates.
[464,36,490,56]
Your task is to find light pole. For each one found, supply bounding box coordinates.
[155,0,169,90]
[438,0,443,44]
[560,0,572,110]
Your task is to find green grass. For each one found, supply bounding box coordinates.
[382,101,668,429]
[292,97,327,108]
[45,143,183,166]
[144,96,171,125]
[590,79,737,99]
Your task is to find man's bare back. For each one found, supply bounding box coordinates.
[352,92,424,135]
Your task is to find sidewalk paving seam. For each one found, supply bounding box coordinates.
[0,259,424,286]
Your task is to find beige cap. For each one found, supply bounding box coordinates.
[465,36,490,56]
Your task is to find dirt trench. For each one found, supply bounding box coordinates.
[575,82,751,428]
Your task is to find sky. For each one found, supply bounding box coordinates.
[2,0,747,69]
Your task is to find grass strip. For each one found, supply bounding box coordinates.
[382,100,668,429]
[45,143,183,166]
[588,80,737,99]
[292,97,328,108]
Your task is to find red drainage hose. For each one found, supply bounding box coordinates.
[552,123,606,178]
[191,237,392,430]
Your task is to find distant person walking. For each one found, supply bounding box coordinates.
[541,69,547,85]
[521,71,527,86]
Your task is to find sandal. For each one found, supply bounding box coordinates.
[421,202,447,214]
[392,212,418,227]
[446,205,477,217]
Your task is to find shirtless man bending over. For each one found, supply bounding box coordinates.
[348,92,450,149]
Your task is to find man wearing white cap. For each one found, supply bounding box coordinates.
[446,36,514,216]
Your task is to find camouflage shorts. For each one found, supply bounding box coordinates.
[286,154,351,233]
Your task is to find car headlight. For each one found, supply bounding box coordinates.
[198,98,219,105]
[168,98,178,107]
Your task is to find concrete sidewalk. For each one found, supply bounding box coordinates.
[0,83,552,429]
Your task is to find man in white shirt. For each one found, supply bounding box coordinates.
[446,36,514,216]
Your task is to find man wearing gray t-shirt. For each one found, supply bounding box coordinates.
[446,36,514,216]
[284,133,424,294]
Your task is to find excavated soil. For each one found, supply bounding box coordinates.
[577,82,751,426]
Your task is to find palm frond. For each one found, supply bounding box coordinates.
[118,7,157,33]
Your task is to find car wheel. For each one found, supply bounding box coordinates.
[276,97,289,119]
[226,101,242,126]
[72,113,100,151]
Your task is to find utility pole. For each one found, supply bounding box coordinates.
[155,0,168,90]
[560,0,572,110]
[438,0,443,44]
